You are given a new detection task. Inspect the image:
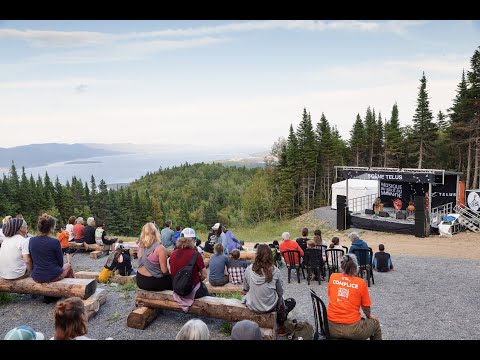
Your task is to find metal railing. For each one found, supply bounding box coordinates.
[454,204,480,231]
[431,202,454,226]
[348,193,378,214]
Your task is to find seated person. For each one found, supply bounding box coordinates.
[98,242,136,282]
[295,227,309,253]
[4,325,44,340]
[372,244,394,272]
[231,320,263,340]
[95,222,118,251]
[208,243,229,286]
[173,225,182,247]
[279,232,304,266]
[303,239,323,281]
[227,249,248,284]
[83,217,97,245]
[0,218,32,280]
[176,319,210,340]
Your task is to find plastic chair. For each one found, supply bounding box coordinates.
[303,248,324,285]
[342,245,349,254]
[325,249,344,281]
[281,250,305,284]
[309,288,331,340]
[352,248,375,287]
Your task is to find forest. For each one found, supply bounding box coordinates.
[1,46,478,235]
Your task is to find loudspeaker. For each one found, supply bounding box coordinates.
[414,218,426,237]
[379,211,390,218]
[414,196,425,211]
[396,212,407,220]
[365,209,374,215]
[337,195,347,209]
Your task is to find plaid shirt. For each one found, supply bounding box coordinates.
[228,266,246,284]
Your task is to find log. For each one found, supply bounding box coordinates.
[204,251,256,261]
[127,306,161,329]
[113,274,136,285]
[75,271,99,280]
[75,271,136,285]
[90,250,108,259]
[0,277,97,300]
[206,282,243,295]
[83,288,107,320]
[135,290,276,329]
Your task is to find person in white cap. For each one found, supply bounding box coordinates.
[4,325,44,340]
[204,223,221,253]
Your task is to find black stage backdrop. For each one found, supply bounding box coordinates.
[379,175,457,209]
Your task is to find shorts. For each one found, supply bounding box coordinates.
[61,247,68,255]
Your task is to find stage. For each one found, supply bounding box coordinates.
[349,207,417,235]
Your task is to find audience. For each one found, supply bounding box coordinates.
[204,223,220,253]
[173,225,182,247]
[65,216,76,242]
[161,220,175,251]
[73,217,85,244]
[227,249,248,284]
[231,320,263,340]
[279,231,304,266]
[176,319,210,340]
[372,244,394,272]
[208,243,229,286]
[0,218,31,280]
[136,222,172,291]
[348,231,371,264]
[303,239,322,281]
[94,222,118,251]
[57,224,71,264]
[83,217,96,245]
[295,227,309,253]
[327,254,382,340]
[222,225,242,254]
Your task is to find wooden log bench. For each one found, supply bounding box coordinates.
[83,288,108,320]
[204,251,256,261]
[128,289,277,339]
[0,277,97,300]
[206,282,243,295]
[75,271,136,285]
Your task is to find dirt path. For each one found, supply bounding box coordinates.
[246,231,480,260]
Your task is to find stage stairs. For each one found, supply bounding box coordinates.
[453,205,480,233]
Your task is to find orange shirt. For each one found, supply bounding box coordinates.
[327,272,371,324]
[57,230,70,249]
[279,240,304,265]
[73,224,85,240]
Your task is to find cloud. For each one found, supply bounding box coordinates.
[0,20,430,49]
[0,78,98,90]
[75,84,87,94]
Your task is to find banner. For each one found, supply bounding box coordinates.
[342,170,435,183]
[380,182,402,198]
[466,190,480,213]
[431,175,458,208]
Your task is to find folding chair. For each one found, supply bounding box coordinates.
[303,248,323,285]
[352,248,375,287]
[325,248,344,281]
[281,250,305,283]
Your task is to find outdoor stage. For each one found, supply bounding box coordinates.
[349,207,416,235]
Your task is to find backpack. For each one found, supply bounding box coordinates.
[284,318,314,340]
[172,251,199,296]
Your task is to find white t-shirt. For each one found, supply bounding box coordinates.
[66,224,75,241]
[0,234,30,279]
[0,228,5,245]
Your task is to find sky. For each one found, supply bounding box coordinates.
[1,20,479,150]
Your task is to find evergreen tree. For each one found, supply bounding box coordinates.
[412,72,436,168]
[385,103,404,168]
[466,47,480,188]
[363,107,376,166]
[349,114,365,166]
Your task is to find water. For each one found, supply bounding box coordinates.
[23,148,262,185]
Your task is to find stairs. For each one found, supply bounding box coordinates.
[453,205,480,233]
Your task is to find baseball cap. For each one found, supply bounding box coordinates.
[231,320,262,340]
[212,223,220,230]
[4,325,45,340]
[182,227,196,238]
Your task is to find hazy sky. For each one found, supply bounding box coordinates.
[1,20,478,149]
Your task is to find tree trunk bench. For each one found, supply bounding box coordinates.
[204,251,256,261]
[0,277,97,300]
[75,271,136,285]
[128,289,277,339]
[206,282,243,295]
[83,288,108,320]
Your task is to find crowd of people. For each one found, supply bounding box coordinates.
[1,210,393,340]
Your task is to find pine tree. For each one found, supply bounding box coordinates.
[412,72,436,168]
[364,107,376,167]
[385,103,404,168]
[349,114,365,166]
[8,162,20,214]
[375,113,384,167]
[466,47,480,188]
[285,124,300,215]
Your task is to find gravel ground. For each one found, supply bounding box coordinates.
[2,251,480,340]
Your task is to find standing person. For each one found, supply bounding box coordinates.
[295,227,309,253]
[65,216,76,242]
[161,220,175,251]
[0,218,32,280]
[204,223,220,253]
[222,225,241,254]
[279,232,304,265]
[73,217,85,245]
[169,228,209,309]
[94,222,118,251]
[208,243,229,286]
[29,214,75,303]
[136,222,172,291]
[348,231,371,264]
[243,244,290,336]
[83,217,96,246]
[372,244,394,272]
[327,254,382,340]
[57,225,71,264]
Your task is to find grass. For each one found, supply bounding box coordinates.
[0,292,13,304]
[114,280,137,302]
[220,321,233,336]
[108,311,121,322]
[215,293,242,301]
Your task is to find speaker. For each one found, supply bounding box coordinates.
[414,196,426,211]
[414,218,426,237]
[337,195,347,209]
[379,211,390,218]
[365,209,374,215]
[396,212,407,220]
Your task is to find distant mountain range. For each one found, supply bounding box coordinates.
[0,143,126,168]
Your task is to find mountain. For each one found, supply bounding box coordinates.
[210,150,275,168]
[0,143,127,168]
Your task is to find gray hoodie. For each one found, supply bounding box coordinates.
[243,264,284,313]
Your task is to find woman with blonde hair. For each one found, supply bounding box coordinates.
[175,319,210,340]
[136,222,172,291]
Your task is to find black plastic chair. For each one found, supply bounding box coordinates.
[325,248,344,281]
[309,288,331,340]
[281,250,305,283]
[342,245,349,254]
[303,248,324,285]
[352,248,375,287]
